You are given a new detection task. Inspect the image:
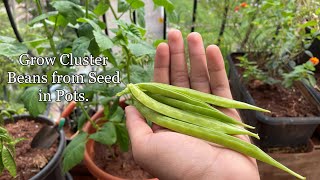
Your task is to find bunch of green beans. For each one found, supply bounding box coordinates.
[117,83,305,180]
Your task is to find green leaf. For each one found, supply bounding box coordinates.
[93,30,113,51]
[20,86,47,117]
[72,37,91,57]
[62,132,87,173]
[305,50,313,58]
[0,43,28,57]
[299,20,318,28]
[52,1,84,25]
[24,39,48,48]
[28,11,59,26]
[153,0,174,13]
[0,143,4,174]
[89,122,117,145]
[0,36,16,43]
[94,1,109,16]
[128,42,155,56]
[2,146,16,177]
[115,123,129,152]
[109,106,124,123]
[77,18,101,31]
[308,74,317,87]
[102,49,117,67]
[48,14,68,27]
[76,112,88,130]
[118,0,130,12]
[78,23,94,38]
[126,0,144,9]
[130,64,153,83]
[108,97,120,119]
[153,39,167,47]
[136,7,145,27]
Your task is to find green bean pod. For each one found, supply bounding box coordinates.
[137,83,270,113]
[134,101,305,180]
[127,84,259,139]
[134,83,213,109]
[148,93,255,129]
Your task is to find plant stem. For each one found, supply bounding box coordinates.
[67,85,100,130]
[129,9,134,23]
[78,101,100,130]
[85,0,89,18]
[35,0,58,61]
[123,47,131,83]
[109,2,118,20]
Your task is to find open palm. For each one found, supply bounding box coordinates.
[125,30,260,180]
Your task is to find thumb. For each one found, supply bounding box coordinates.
[125,106,153,143]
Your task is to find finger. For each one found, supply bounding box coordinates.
[206,45,241,120]
[125,106,153,143]
[154,43,170,83]
[187,32,211,93]
[206,45,233,99]
[168,29,190,88]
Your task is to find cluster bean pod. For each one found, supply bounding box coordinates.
[127,84,259,139]
[137,83,270,112]
[148,93,254,129]
[133,100,305,180]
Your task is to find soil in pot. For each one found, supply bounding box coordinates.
[93,143,153,179]
[1,120,58,180]
[247,81,319,117]
[233,54,320,117]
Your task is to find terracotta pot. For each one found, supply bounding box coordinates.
[83,105,157,180]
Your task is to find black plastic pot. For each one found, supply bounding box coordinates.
[5,115,66,180]
[228,53,320,150]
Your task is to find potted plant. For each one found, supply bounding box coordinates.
[226,1,320,150]
[0,100,68,180]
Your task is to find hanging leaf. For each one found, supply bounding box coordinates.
[76,112,88,130]
[20,86,47,117]
[118,0,130,12]
[126,0,145,9]
[128,42,155,56]
[299,20,318,28]
[28,11,59,26]
[307,74,317,87]
[109,106,124,123]
[2,146,16,177]
[153,0,174,13]
[72,37,91,57]
[78,23,94,38]
[0,143,4,174]
[93,30,113,51]
[77,18,102,31]
[52,1,84,25]
[0,36,16,43]
[0,43,28,57]
[62,132,87,173]
[24,39,48,49]
[115,123,129,152]
[89,122,117,145]
[94,1,109,16]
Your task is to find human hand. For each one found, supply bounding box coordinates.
[125,29,260,180]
